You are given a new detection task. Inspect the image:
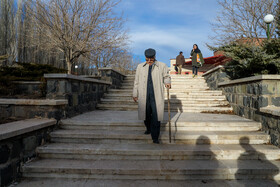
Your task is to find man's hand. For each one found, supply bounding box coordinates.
[133,97,138,102]
[165,84,171,89]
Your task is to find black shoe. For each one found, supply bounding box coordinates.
[144,131,151,135]
[153,140,159,144]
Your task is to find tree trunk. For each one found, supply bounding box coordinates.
[66,56,71,74]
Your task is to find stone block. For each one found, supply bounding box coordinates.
[244,108,249,118]
[23,136,37,152]
[58,81,66,94]
[277,81,280,94]
[226,94,231,103]
[29,110,46,118]
[72,94,78,106]
[218,72,227,79]
[260,82,277,95]
[241,84,247,93]
[261,116,269,131]
[71,82,79,93]
[243,96,250,107]
[258,96,268,108]
[48,110,63,120]
[272,97,280,107]
[11,140,22,159]
[268,116,277,129]
[252,97,258,109]
[251,96,268,109]
[0,145,10,164]
[247,109,254,120]
[99,85,104,91]
[238,106,245,117]
[65,82,72,93]
[84,83,90,92]
[232,94,236,103]
[14,106,26,118]
[67,95,73,107]
[236,85,241,93]
[269,130,279,146]
[278,119,280,131]
[237,95,243,106]
[253,111,261,122]
[0,106,12,119]
[0,164,13,187]
[47,80,58,93]
[92,85,97,92]
[247,84,253,94]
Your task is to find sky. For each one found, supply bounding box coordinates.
[115,0,221,66]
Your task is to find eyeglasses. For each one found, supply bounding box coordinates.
[146,58,155,62]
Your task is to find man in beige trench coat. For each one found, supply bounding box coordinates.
[133,48,171,144]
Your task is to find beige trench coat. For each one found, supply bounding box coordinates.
[133,61,171,121]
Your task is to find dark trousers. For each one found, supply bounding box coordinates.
[192,66,198,75]
[144,97,161,141]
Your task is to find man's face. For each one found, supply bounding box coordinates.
[146,57,155,64]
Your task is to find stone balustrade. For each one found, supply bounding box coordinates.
[12,81,43,96]
[0,99,67,122]
[98,68,126,89]
[203,67,280,146]
[0,70,126,122]
[0,119,56,186]
[44,74,112,118]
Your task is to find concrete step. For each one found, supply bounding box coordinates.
[97,104,230,109]
[36,143,280,160]
[110,92,223,96]
[121,83,208,86]
[119,87,211,90]
[171,75,204,78]
[103,97,228,103]
[50,129,270,144]
[121,84,208,87]
[103,93,226,99]
[97,104,232,112]
[60,120,261,131]
[108,89,222,94]
[100,100,230,107]
[15,178,280,187]
[101,98,229,104]
[21,159,280,180]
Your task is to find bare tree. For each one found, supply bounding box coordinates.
[26,0,127,74]
[0,0,17,65]
[209,0,278,46]
[276,0,280,37]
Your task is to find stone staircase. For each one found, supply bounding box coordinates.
[19,75,280,186]
[97,75,233,113]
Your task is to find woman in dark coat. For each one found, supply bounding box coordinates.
[190,44,204,77]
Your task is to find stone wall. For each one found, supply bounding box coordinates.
[0,119,56,186]
[0,99,67,122]
[202,65,230,90]
[203,67,280,146]
[98,68,125,89]
[44,74,111,118]
[12,81,42,96]
[218,76,280,145]
[0,71,124,122]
